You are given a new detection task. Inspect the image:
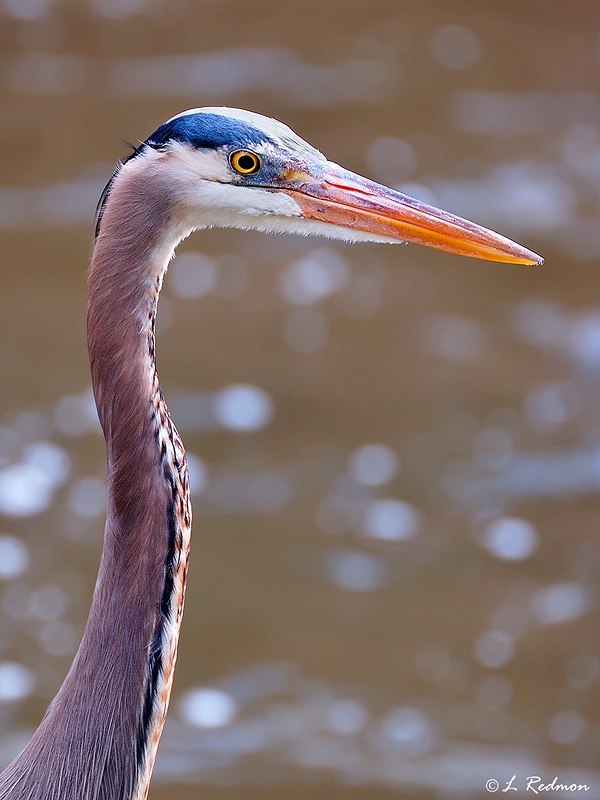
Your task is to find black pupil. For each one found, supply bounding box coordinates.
[237,153,256,171]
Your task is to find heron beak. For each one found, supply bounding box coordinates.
[280,162,543,266]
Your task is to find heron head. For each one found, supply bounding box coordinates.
[99,107,542,266]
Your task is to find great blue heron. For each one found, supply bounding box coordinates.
[0,108,542,800]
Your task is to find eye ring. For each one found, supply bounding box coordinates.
[230,150,261,175]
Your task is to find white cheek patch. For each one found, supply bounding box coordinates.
[162,144,305,220]
[186,182,303,224]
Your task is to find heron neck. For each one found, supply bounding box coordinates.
[0,162,192,800]
[88,168,193,798]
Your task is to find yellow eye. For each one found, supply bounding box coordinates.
[230,150,261,175]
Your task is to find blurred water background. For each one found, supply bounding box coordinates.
[0,1,599,798]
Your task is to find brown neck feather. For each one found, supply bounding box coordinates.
[0,157,192,800]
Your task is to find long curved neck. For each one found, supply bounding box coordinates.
[0,159,192,800]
